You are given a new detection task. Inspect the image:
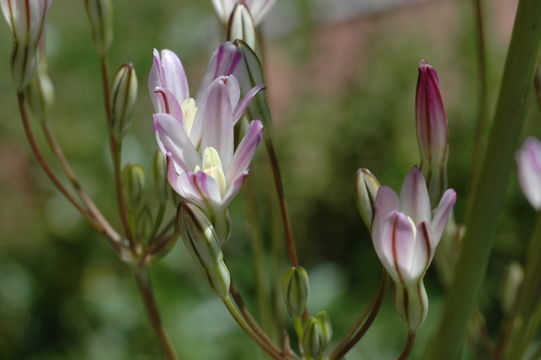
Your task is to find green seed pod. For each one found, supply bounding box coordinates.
[281,266,309,317]
[122,164,145,210]
[111,63,137,140]
[84,0,113,55]
[355,168,380,231]
[177,202,231,299]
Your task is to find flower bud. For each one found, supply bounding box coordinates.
[152,150,168,203]
[1,0,52,88]
[394,280,428,330]
[302,314,332,359]
[516,137,541,210]
[416,60,448,203]
[227,4,256,50]
[84,0,113,55]
[177,202,231,299]
[355,168,380,230]
[500,262,524,314]
[25,52,54,120]
[281,266,309,318]
[111,63,138,140]
[122,163,145,210]
[212,0,277,25]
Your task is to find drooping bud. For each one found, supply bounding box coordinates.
[355,168,381,230]
[227,4,256,50]
[111,63,138,140]
[84,0,113,55]
[394,281,429,330]
[152,150,168,203]
[416,60,448,204]
[281,266,309,318]
[500,262,524,314]
[302,313,332,359]
[177,202,231,299]
[1,0,52,88]
[122,163,145,210]
[516,137,541,210]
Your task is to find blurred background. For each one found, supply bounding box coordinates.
[0,0,540,359]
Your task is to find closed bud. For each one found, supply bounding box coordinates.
[122,164,145,210]
[84,0,113,55]
[355,168,380,230]
[25,50,54,120]
[111,63,137,140]
[416,60,448,204]
[1,0,52,88]
[394,280,428,330]
[500,262,524,314]
[177,202,231,299]
[153,150,168,203]
[302,315,332,359]
[281,266,309,317]
[315,311,333,346]
[227,4,256,51]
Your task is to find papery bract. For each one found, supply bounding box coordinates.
[212,0,277,25]
[516,137,541,210]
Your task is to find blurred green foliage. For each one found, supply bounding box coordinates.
[0,0,540,359]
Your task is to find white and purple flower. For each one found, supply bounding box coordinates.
[371,167,456,329]
[516,137,541,210]
[149,42,264,216]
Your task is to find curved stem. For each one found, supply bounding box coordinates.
[40,120,122,245]
[331,273,389,359]
[133,267,179,360]
[264,136,298,267]
[425,0,541,357]
[222,295,287,360]
[396,331,416,360]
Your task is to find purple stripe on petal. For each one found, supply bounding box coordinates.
[153,113,199,171]
[198,42,242,99]
[193,170,222,206]
[430,189,457,246]
[154,87,184,126]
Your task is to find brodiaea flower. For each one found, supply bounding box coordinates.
[372,167,456,329]
[149,42,264,217]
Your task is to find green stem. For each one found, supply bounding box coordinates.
[330,274,389,360]
[425,1,541,359]
[501,212,541,359]
[396,332,416,360]
[133,267,179,360]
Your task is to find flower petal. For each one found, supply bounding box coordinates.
[221,172,249,208]
[199,77,234,169]
[430,189,457,246]
[232,85,266,124]
[197,42,242,99]
[149,49,189,110]
[153,113,199,172]
[247,0,278,24]
[211,0,236,23]
[399,166,431,225]
[166,154,200,203]
[192,170,223,206]
[409,221,432,280]
[516,137,541,210]
[153,87,184,126]
[372,186,399,240]
[227,120,263,183]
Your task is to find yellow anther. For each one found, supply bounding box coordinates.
[181,98,198,136]
[200,147,227,197]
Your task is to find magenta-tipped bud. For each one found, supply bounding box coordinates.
[516,137,541,210]
[416,60,449,202]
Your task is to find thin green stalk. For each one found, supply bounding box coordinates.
[501,211,541,359]
[133,267,179,360]
[425,1,541,359]
[396,332,416,360]
[330,274,389,360]
[535,65,541,113]
[468,0,489,211]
